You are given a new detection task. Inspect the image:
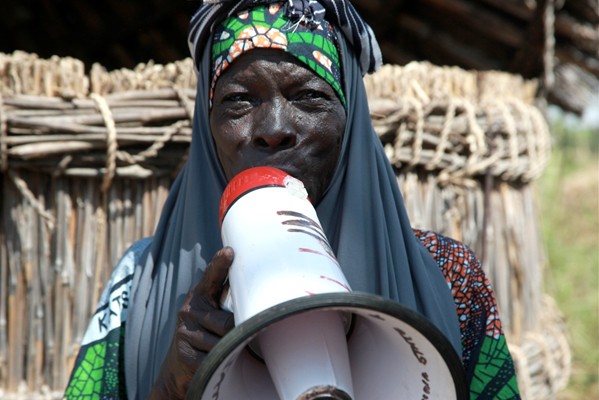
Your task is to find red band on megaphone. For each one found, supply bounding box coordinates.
[219,166,290,226]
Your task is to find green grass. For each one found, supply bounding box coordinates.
[537,117,599,399]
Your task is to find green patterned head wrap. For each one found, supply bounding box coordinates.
[211,2,345,106]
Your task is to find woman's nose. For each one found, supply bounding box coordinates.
[252,101,297,150]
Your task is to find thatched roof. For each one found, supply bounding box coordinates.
[1,0,597,115]
[355,0,599,116]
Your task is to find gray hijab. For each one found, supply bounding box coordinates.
[125,2,461,398]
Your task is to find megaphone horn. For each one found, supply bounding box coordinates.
[185,167,468,400]
[186,293,468,400]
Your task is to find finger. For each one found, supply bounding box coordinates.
[199,307,235,337]
[197,247,234,304]
[180,300,235,336]
[176,325,224,354]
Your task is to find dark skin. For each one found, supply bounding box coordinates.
[149,49,346,399]
[149,247,235,399]
[210,49,346,202]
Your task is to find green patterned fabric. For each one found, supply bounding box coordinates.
[211,2,345,105]
[469,335,520,399]
[64,328,127,399]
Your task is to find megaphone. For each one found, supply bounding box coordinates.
[185,167,468,400]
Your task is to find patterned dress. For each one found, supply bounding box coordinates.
[64,231,520,399]
[413,230,520,399]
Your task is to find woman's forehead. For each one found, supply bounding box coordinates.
[217,49,316,80]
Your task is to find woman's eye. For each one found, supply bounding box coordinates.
[223,93,253,103]
[217,93,258,115]
[295,90,328,101]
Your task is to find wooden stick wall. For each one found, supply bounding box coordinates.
[1,173,170,392]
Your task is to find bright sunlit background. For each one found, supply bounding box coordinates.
[541,106,598,399]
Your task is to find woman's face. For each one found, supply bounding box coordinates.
[210,49,346,204]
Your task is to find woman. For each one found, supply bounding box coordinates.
[65,1,520,399]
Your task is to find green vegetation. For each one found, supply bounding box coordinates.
[537,115,599,399]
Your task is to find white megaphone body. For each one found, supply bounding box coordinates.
[185,167,468,400]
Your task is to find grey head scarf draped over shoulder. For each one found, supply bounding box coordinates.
[124,1,462,398]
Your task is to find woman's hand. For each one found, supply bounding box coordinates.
[149,247,235,399]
